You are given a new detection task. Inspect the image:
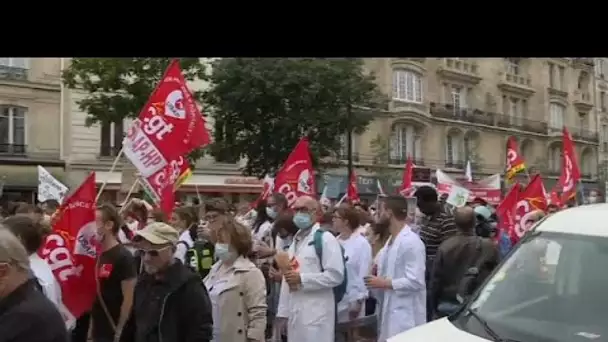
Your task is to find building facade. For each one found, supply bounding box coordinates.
[331,58,600,197]
[0,58,64,203]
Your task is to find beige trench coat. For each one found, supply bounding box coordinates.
[204,256,267,342]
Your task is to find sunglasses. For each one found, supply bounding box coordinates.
[137,245,172,257]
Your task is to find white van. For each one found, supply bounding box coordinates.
[389,204,608,342]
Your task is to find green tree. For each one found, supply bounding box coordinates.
[61,58,208,163]
[367,134,400,189]
[204,58,385,177]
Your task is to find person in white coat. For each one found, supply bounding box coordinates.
[332,205,372,323]
[365,195,426,342]
[276,195,345,342]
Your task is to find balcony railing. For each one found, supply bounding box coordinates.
[0,66,28,81]
[504,72,532,87]
[388,157,425,166]
[445,161,465,169]
[0,144,60,160]
[337,152,360,162]
[443,58,478,75]
[429,103,548,134]
[572,128,599,142]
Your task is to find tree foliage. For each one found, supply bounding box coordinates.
[367,134,400,182]
[62,58,208,164]
[204,58,385,177]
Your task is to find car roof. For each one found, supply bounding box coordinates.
[536,203,608,237]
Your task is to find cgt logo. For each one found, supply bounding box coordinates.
[562,154,574,193]
[164,90,186,120]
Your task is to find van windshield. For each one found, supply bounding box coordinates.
[455,231,608,342]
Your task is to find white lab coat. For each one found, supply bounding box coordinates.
[277,223,345,342]
[375,225,426,342]
[337,232,372,322]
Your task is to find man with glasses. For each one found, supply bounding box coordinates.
[125,222,213,342]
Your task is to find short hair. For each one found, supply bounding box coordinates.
[15,203,35,214]
[273,212,299,236]
[174,206,196,226]
[319,211,334,226]
[382,195,409,220]
[216,217,252,257]
[43,199,60,211]
[204,198,228,214]
[270,193,288,209]
[2,215,45,254]
[333,206,360,230]
[151,209,168,223]
[414,186,438,203]
[0,228,30,272]
[96,204,122,235]
[353,202,369,212]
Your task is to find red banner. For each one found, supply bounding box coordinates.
[273,137,315,207]
[398,156,414,196]
[123,60,211,216]
[558,127,581,203]
[347,171,360,204]
[512,174,547,243]
[39,172,98,327]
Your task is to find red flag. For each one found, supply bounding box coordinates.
[512,174,547,244]
[559,127,581,203]
[549,189,562,207]
[398,156,414,196]
[124,60,212,216]
[39,172,97,327]
[505,136,526,181]
[496,183,520,243]
[251,175,275,209]
[273,137,316,207]
[347,171,360,204]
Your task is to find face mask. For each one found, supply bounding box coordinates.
[266,207,278,219]
[214,243,235,261]
[293,213,313,230]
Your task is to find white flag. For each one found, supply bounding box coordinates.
[320,186,330,206]
[465,160,473,182]
[37,165,69,203]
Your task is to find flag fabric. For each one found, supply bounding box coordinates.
[398,156,414,196]
[320,186,331,207]
[558,127,581,203]
[38,172,97,328]
[376,179,386,197]
[273,137,315,207]
[251,174,275,209]
[123,60,211,217]
[38,165,69,203]
[347,171,360,204]
[512,174,547,244]
[174,162,193,190]
[505,137,526,181]
[465,160,473,182]
[495,183,520,257]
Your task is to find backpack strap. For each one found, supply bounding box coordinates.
[312,229,326,271]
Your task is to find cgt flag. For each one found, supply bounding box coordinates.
[273,137,316,207]
[398,156,415,197]
[505,136,526,182]
[39,172,98,328]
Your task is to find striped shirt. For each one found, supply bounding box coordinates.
[419,204,458,263]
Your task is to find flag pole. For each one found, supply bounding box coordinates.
[118,179,140,213]
[96,146,125,203]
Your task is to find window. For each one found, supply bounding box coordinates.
[0,58,29,69]
[548,62,555,88]
[603,124,608,142]
[596,58,604,78]
[390,124,419,163]
[451,85,467,110]
[0,106,26,154]
[549,144,562,171]
[464,133,478,162]
[506,58,520,75]
[392,70,423,103]
[558,66,565,90]
[338,133,356,160]
[581,149,594,175]
[100,120,124,157]
[578,113,588,130]
[549,103,565,129]
[601,91,606,111]
[445,130,463,165]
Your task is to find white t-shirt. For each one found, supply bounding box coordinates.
[30,253,62,308]
[175,230,195,263]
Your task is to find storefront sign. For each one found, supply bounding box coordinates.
[224,177,263,185]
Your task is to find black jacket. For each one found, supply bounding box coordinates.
[429,233,499,309]
[125,261,213,342]
[0,279,68,342]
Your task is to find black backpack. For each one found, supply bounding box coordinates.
[179,226,215,279]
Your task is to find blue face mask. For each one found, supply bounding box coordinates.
[293,213,313,230]
[214,243,235,261]
[266,207,278,219]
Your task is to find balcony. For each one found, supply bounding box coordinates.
[0,144,61,164]
[0,66,28,81]
[573,58,595,68]
[388,157,425,166]
[429,103,547,134]
[573,90,593,112]
[445,161,465,169]
[572,128,599,143]
[436,58,482,84]
[497,72,535,97]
